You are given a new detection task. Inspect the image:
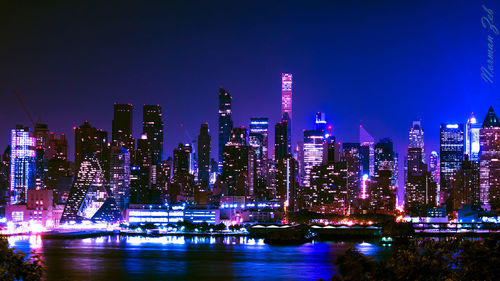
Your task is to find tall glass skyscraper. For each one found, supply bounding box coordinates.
[281,73,292,155]
[360,125,375,177]
[10,125,36,204]
[218,88,233,172]
[110,146,130,210]
[466,112,481,162]
[142,105,164,164]
[440,123,464,203]
[303,130,324,188]
[249,118,268,180]
[408,120,425,162]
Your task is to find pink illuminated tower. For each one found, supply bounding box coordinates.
[281,73,292,120]
[281,73,292,155]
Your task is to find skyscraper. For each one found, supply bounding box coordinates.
[281,73,292,155]
[440,123,464,203]
[374,138,398,185]
[466,113,481,162]
[479,106,500,210]
[429,151,440,184]
[142,105,164,164]
[342,143,361,214]
[360,125,375,177]
[218,88,233,172]
[110,146,130,211]
[281,73,292,121]
[74,121,109,176]
[61,156,121,223]
[197,123,211,185]
[303,130,324,188]
[10,125,36,204]
[274,120,289,160]
[112,104,134,163]
[249,118,269,181]
[409,120,425,162]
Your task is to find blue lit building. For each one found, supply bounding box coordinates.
[126,206,219,225]
[10,125,36,205]
[466,113,481,162]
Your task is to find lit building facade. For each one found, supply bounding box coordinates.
[10,125,36,205]
[479,106,500,210]
[466,113,481,162]
[360,125,375,177]
[61,156,121,224]
[408,120,425,162]
[440,123,464,203]
[110,146,130,211]
[303,130,324,188]
[281,73,292,156]
[249,118,268,182]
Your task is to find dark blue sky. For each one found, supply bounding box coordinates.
[1,0,499,196]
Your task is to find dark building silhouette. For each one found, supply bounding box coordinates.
[112,104,135,163]
[74,121,109,177]
[142,105,164,164]
[218,88,233,172]
[197,124,211,185]
[275,120,289,160]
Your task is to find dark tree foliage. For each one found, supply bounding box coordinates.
[0,237,43,281]
[323,238,500,281]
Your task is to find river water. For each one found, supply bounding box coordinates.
[8,235,391,281]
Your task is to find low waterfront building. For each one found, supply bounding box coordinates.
[126,205,219,225]
[5,189,64,228]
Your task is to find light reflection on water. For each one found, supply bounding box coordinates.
[7,235,388,281]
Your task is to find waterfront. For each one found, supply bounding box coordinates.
[8,235,391,281]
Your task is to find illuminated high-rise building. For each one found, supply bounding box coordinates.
[222,142,250,196]
[374,138,398,188]
[218,88,233,172]
[197,124,211,185]
[74,121,109,176]
[450,155,480,211]
[360,125,375,177]
[479,106,500,210]
[281,73,292,121]
[112,104,135,163]
[303,130,324,188]
[281,73,292,155]
[249,118,269,181]
[429,151,440,184]
[342,143,361,213]
[409,121,425,162]
[110,146,130,210]
[10,125,36,204]
[142,105,164,164]
[61,156,121,223]
[466,113,481,162]
[440,123,464,203]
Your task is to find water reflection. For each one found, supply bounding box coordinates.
[7,235,389,281]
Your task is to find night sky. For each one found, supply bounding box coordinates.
[1,0,499,198]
